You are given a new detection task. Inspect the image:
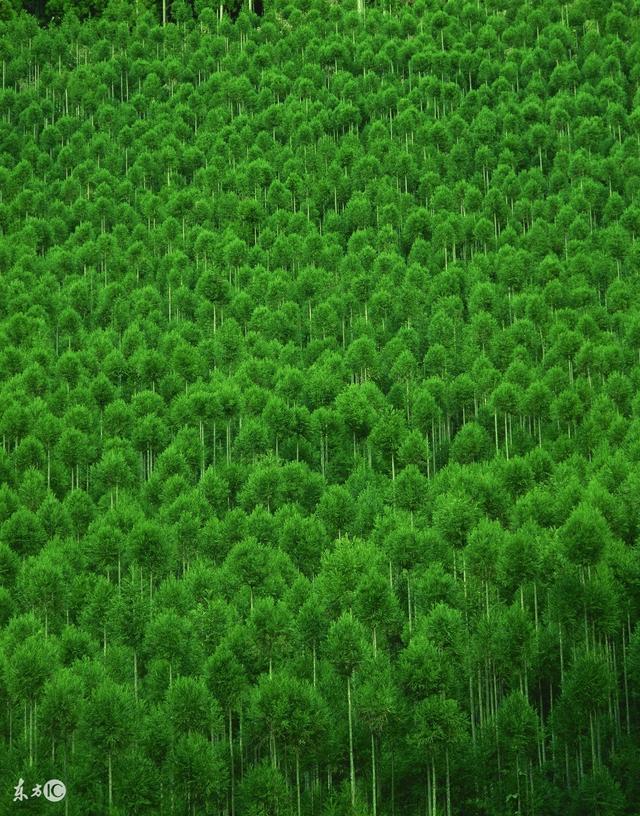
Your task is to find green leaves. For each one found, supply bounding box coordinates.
[165,675,222,737]
[560,505,611,567]
[327,613,367,678]
[411,696,466,757]
[248,671,326,754]
[5,633,58,702]
[495,692,539,760]
[81,678,136,754]
[205,642,247,711]
[0,1,640,813]
[171,733,229,810]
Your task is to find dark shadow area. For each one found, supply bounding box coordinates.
[17,0,263,25]
[23,0,45,15]
[20,0,152,24]
[230,0,264,21]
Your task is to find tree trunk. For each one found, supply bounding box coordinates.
[371,731,377,816]
[446,747,451,816]
[347,675,356,808]
[229,708,235,816]
[431,759,437,816]
[29,700,33,767]
[296,750,302,816]
[504,412,509,459]
[312,641,317,688]
[239,708,244,778]
[108,751,113,809]
[622,624,631,735]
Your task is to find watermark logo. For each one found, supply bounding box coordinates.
[13,778,66,803]
[12,780,27,803]
[44,781,67,803]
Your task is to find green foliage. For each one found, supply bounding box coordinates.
[1,0,640,814]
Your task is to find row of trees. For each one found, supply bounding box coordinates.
[5,0,262,26]
[1,0,640,814]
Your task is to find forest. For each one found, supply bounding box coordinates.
[1,0,640,813]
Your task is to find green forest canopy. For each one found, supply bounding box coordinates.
[4,0,259,25]
[1,0,640,814]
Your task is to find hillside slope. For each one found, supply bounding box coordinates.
[1,1,640,814]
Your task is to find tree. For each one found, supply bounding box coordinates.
[356,655,398,816]
[560,505,610,568]
[570,767,626,816]
[224,538,276,611]
[249,597,293,677]
[16,549,67,636]
[327,614,368,809]
[450,422,491,464]
[495,692,540,814]
[249,671,326,815]
[1,507,46,557]
[237,762,292,816]
[165,675,222,738]
[129,518,176,591]
[262,395,292,459]
[5,634,58,767]
[354,569,401,654]
[336,383,381,463]
[171,733,229,816]
[205,642,248,816]
[109,576,149,698]
[80,679,136,811]
[394,464,428,520]
[369,409,406,480]
[411,696,466,816]
[39,668,84,767]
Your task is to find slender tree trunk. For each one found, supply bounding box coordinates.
[622,624,631,735]
[504,413,509,459]
[469,673,476,744]
[446,746,451,816]
[239,708,244,779]
[296,750,302,816]
[312,641,317,688]
[229,708,235,816]
[108,751,113,810]
[371,731,377,816]
[347,675,356,808]
[29,700,33,767]
[431,759,437,816]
